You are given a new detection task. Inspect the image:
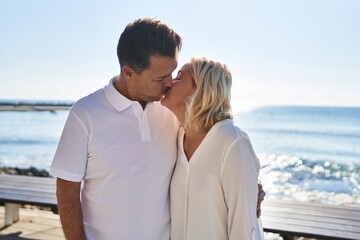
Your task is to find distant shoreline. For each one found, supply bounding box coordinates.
[0,101,73,111]
[1,100,359,112]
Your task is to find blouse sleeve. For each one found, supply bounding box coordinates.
[221,136,260,239]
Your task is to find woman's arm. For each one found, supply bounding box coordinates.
[222,137,259,239]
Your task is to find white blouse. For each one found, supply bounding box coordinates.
[170,119,263,240]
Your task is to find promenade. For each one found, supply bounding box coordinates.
[0,206,64,239]
[0,206,287,240]
[0,205,315,240]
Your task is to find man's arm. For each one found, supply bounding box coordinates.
[56,178,86,240]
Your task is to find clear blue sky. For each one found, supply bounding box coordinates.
[1,0,359,112]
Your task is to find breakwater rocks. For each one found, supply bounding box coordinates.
[0,166,51,177]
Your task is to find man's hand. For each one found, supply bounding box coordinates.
[257,182,266,218]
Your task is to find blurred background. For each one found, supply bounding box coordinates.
[0,0,359,206]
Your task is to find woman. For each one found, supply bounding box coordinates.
[161,57,264,239]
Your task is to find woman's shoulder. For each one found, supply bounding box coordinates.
[214,119,250,142]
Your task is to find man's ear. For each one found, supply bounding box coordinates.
[122,65,133,79]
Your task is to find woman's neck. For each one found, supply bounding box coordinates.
[182,126,208,161]
[172,107,208,160]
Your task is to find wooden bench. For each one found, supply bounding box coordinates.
[0,174,57,227]
[261,199,360,240]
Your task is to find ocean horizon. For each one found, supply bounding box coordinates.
[0,101,359,206]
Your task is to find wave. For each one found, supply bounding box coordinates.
[247,127,360,139]
[258,153,360,206]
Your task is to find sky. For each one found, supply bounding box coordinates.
[1,0,359,112]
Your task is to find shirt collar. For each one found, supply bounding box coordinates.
[104,76,134,112]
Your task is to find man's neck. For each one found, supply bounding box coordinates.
[138,101,147,110]
[113,75,129,98]
[114,74,147,110]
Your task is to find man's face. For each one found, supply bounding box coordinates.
[161,63,195,111]
[129,56,178,102]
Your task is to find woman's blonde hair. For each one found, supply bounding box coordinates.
[184,57,233,132]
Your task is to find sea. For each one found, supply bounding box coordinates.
[0,104,359,206]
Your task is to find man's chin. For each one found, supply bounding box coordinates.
[149,95,165,102]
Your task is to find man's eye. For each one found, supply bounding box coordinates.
[156,75,171,81]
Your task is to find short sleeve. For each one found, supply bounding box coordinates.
[50,109,89,182]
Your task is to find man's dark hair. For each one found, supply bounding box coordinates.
[117,18,182,73]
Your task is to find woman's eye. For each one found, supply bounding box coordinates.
[175,72,183,80]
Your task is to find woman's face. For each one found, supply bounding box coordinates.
[161,63,195,111]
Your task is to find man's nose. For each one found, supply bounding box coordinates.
[164,77,173,88]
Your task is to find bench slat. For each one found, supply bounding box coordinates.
[0,174,56,184]
[262,199,360,240]
[262,212,360,228]
[263,220,360,240]
[264,201,359,217]
[262,215,360,233]
[0,185,56,193]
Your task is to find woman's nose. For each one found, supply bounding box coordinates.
[164,77,173,88]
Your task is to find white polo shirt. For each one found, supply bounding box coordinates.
[170,119,261,240]
[50,78,179,240]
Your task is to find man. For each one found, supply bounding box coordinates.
[51,18,264,240]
